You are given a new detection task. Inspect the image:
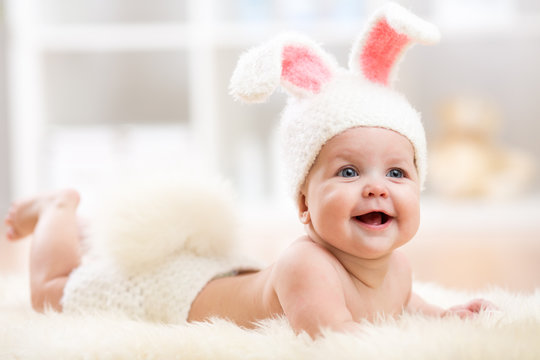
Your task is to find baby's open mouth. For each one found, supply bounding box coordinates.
[355,212,391,226]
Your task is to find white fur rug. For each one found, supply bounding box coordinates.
[1,273,539,360]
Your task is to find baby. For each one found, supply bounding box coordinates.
[4,3,494,338]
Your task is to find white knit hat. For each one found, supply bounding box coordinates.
[230,3,440,201]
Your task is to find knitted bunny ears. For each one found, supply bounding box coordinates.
[230,3,440,200]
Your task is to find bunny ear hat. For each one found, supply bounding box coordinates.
[230,2,440,202]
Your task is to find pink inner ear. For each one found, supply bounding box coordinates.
[282,45,332,94]
[360,19,410,86]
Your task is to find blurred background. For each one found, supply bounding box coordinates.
[0,0,539,291]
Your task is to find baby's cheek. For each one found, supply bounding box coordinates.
[312,189,345,224]
[322,188,352,214]
[399,191,420,238]
[409,211,421,238]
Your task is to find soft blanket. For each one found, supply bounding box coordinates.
[1,273,539,360]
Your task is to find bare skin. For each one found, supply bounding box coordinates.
[190,128,496,336]
[189,236,490,336]
[4,130,495,337]
[189,237,416,334]
[4,189,81,311]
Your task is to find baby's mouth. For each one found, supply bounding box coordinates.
[355,212,391,226]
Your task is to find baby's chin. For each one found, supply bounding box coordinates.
[346,231,407,259]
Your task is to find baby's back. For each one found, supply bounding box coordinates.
[188,266,282,327]
[189,237,413,331]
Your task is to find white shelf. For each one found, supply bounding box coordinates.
[5,0,540,202]
[27,13,540,53]
[38,24,193,51]
[44,124,201,214]
[419,194,540,233]
[215,20,365,47]
[439,14,540,41]
[33,20,363,52]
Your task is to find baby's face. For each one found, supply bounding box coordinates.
[299,126,420,259]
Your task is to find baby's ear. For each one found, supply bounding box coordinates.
[348,3,440,87]
[230,33,339,103]
[296,193,311,224]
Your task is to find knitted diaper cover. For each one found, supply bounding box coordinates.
[61,253,255,323]
[58,174,257,323]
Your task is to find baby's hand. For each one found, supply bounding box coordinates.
[443,298,498,319]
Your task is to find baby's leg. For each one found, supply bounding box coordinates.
[4,189,81,312]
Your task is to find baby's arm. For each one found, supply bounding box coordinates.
[271,241,360,337]
[407,291,497,318]
[406,292,445,316]
[442,298,498,318]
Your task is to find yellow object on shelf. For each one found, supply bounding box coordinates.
[429,96,535,199]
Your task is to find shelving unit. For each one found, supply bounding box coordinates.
[0,0,8,210]
[4,0,371,208]
[6,0,222,204]
[3,0,540,286]
[5,0,540,208]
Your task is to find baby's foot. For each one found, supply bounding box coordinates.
[4,189,80,241]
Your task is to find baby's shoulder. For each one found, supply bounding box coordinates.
[272,237,339,281]
[280,236,335,264]
[270,236,346,300]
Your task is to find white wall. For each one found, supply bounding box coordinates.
[0,0,10,212]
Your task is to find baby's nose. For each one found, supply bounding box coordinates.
[362,182,388,198]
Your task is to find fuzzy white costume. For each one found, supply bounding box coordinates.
[230,3,440,199]
[3,276,540,359]
[63,2,440,324]
[61,176,257,323]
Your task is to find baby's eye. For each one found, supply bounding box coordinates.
[387,168,404,178]
[338,167,358,178]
